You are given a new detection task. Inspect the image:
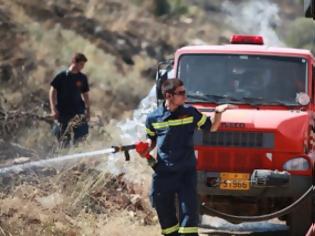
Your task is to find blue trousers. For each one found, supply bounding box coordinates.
[150,170,198,236]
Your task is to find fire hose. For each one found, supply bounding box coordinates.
[120,144,314,222]
[201,184,314,222]
[1,141,313,223]
[112,142,156,168]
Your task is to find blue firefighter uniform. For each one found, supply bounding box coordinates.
[145,104,212,236]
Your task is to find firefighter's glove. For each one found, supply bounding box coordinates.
[135,141,150,158]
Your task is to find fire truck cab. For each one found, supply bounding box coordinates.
[156,35,315,235]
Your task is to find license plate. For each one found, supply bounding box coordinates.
[219,172,250,191]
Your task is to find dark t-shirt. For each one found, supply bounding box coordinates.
[50,70,89,119]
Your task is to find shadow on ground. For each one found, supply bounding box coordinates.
[199,224,288,236]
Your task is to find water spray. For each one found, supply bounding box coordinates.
[0,143,156,174]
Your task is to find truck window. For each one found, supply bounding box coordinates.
[178,54,307,105]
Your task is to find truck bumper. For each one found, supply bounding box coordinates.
[197,169,312,198]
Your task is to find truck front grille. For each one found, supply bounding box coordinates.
[194,131,274,148]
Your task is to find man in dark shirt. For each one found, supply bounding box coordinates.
[49,53,90,146]
[138,79,235,236]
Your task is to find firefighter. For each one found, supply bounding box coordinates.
[49,53,90,146]
[138,79,235,236]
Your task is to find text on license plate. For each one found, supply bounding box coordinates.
[219,172,250,191]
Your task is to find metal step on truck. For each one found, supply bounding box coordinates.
[156,34,315,236]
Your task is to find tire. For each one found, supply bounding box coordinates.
[197,194,205,226]
[287,195,312,236]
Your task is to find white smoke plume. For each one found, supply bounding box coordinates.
[222,0,284,46]
[118,86,157,143]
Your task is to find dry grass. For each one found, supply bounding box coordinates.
[92,216,160,236]
[0,159,158,236]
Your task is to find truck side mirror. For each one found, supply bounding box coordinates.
[305,0,315,19]
[156,59,174,104]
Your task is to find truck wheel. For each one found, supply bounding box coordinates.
[287,195,312,236]
[197,194,204,226]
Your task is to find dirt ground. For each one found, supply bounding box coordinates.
[0,156,161,236]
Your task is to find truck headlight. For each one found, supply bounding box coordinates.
[195,150,199,160]
[283,158,309,171]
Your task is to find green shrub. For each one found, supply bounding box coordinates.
[145,0,187,17]
[170,0,188,15]
[285,17,315,51]
[157,0,172,16]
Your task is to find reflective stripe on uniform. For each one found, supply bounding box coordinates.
[197,114,207,128]
[152,116,193,130]
[161,223,179,234]
[146,128,156,137]
[178,226,198,234]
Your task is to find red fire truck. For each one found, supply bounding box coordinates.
[156,34,315,235]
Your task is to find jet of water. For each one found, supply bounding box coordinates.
[0,147,115,174]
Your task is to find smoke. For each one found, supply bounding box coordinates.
[118,86,157,144]
[222,0,285,46]
[95,86,157,183]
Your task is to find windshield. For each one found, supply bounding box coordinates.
[178,54,308,105]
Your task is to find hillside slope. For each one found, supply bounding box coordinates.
[0,0,309,235]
